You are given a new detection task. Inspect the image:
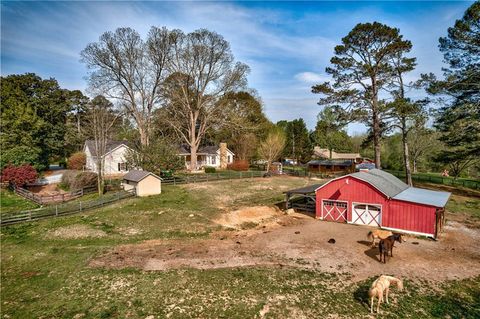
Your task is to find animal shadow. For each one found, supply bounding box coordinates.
[364,246,380,262]
[357,240,372,247]
[353,278,375,309]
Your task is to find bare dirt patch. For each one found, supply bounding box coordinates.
[90,210,480,282]
[214,205,281,229]
[47,224,106,239]
[28,183,67,195]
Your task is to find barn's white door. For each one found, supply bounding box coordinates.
[351,204,381,226]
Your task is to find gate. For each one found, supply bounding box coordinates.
[351,203,382,227]
[321,200,348,222]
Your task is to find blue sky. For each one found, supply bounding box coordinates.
[1,1,474,134]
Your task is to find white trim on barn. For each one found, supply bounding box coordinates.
[381,226,434,239]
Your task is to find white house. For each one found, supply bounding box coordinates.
[84,140,132,175]
[177,143,234,170]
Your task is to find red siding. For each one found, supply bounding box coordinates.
[387,200,436,235]
[315,176,437,237]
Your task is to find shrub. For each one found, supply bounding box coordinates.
[67,152,86,170]
[204,166,216,173]
[1,164,38,187]
[227,160,249,171]
[60,171,97,190]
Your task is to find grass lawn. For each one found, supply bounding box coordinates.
[0,189,39,214]
[1,177,479,318]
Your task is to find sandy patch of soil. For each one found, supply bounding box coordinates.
[118,227,143,236]
[214,206,282,229]
[28,184,67,195]
[47,224,106,239]
[90,210,480,282]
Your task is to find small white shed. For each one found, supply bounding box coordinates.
[122,170,162,197]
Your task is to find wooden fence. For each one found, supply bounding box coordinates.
[1,189,135,226]
[162,170,267,185]
[387,170,480,190]
[162,169,326,186]
[14,186,97,205]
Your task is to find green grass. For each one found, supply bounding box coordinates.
[0,189,39,214]
[447,194,480,221]
[1,177,479,318]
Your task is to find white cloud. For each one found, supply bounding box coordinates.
[295,72,331,84]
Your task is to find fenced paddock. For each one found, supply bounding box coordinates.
[162,170,326,185]
[15,186,97,205]
[1,189,135,226]
[162,171,267,185]
[387,170,480,190]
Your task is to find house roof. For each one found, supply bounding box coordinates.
[122,170,162,182]
[177,145,235,155]
[315,169,451,208]
[393,187,451,208]
[85,140,130,157]
[314,147,362,160]
[308,159,354,167]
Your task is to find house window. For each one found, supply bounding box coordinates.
[212,156,216,165]
[118,163,127,171]
[228,155,231,163]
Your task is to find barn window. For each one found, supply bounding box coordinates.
[118,163,127,171]
[323,200,347,208]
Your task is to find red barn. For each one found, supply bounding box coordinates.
[286,169,451,238]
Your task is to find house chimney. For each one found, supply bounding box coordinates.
[219,143,228,169]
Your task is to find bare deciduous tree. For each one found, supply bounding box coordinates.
[81,27,176,146]
[85,96,121,195]
[258,130,286,172]
[162,29,249,170]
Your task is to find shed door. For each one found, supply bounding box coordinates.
[352,204,381,226]
[322,200,347,222]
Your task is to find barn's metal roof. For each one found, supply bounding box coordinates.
[284,184,324,195]
[393,187,451,207]
[349,169,409,198]
[123,170,162,182]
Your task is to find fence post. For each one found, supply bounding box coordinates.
[240,172,242,179]
[173,177,176,186]
[55,205,58,217]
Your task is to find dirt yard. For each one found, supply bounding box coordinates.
[90,208,480,282]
